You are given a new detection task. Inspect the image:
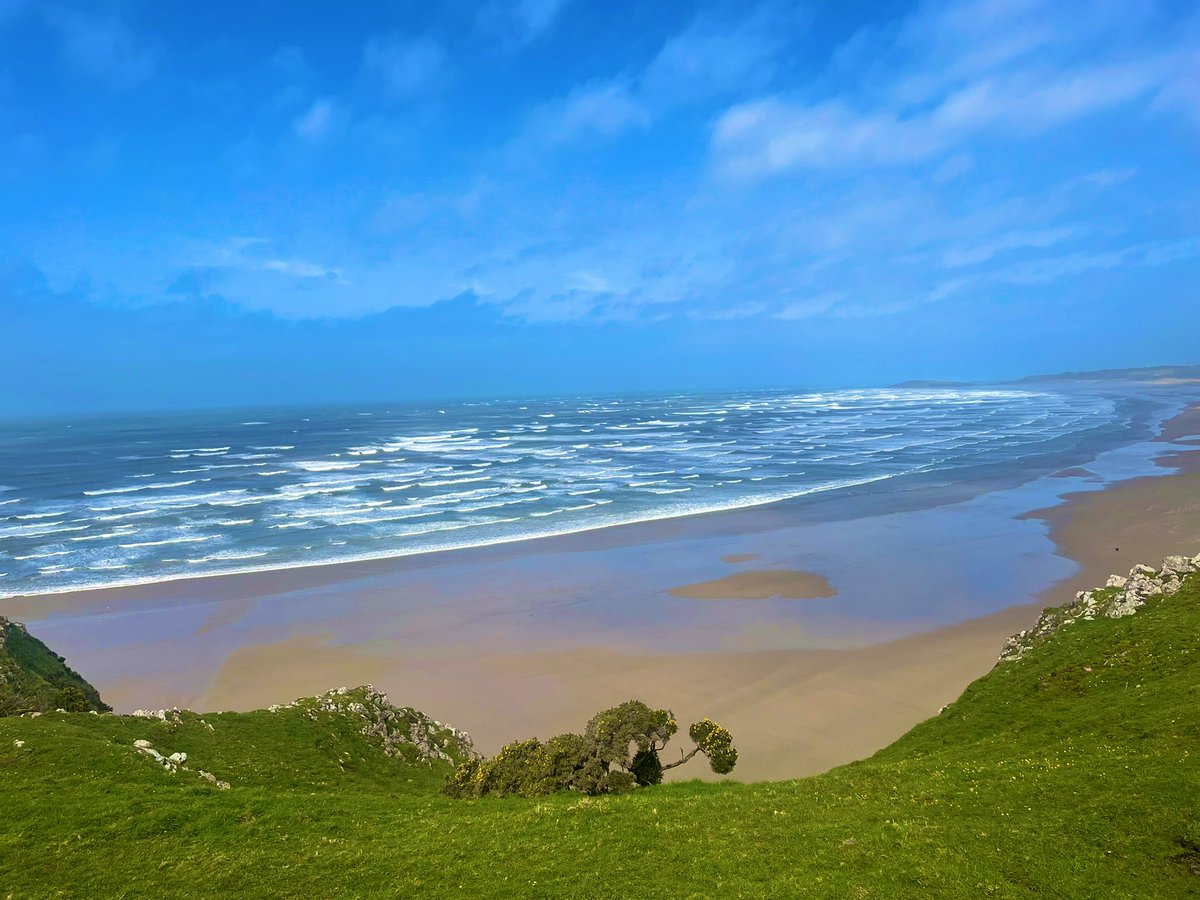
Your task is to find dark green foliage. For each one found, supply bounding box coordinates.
[0,618,109,715]
[444,732,616,799]
[689,718,738,774]
[542,733,611,795]
[477,738,550,796]
[629,748,664,786]
[446,700,737,798]
[446,734,619,801]
[55,686,90,712]
[0,685,34,717]
[584,700,677,769]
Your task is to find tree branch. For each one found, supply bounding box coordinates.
[660,746,700,771]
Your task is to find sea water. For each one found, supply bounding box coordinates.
[0,387,1160,597]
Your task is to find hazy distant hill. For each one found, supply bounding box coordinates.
[1017,365,1200,385]
[890,379,975,388]
[891,365,1200,389]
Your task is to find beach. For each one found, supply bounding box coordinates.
[2,398,1197,782]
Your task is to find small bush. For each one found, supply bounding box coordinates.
[56,686,90,713]
[445,700,737,799]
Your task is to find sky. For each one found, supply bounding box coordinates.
[1,0,1198,414]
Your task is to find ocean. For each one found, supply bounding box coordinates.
[0,387,1159,598]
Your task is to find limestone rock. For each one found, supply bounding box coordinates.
[284,685,479,765]
[1125,574,1159,598]
[997,555,1195,663]
[1160,555,1196,577]
[1106,594,1144,618]
[198,770,231,790]
[132,708,183,724]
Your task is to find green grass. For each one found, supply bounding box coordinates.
[2,576,1198,898]
[0,619,109,713]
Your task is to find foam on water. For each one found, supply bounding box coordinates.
[0,387,1164,597]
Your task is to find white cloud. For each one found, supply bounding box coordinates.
[713,60,1168,178]
[931,153,974,184]
[713,100,930,177]
[42,5,154,88]
[832,279,966,319]
[362,34,446,100]
[516,6,793,152]
[773,292,845,320]
[1063,168,1137,190]
[941,225,1081,267]
[262,259,341,279]
[191,238,343,284]
[476,0,573,47]
[1151,44,1200,124]
[690,302,770,321]
[641,8,792,106]
[524,80,649,145]
[710,0,1192,181]
[997,237,1200,284]
[293,98,337,141]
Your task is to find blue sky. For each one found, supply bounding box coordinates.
[1,0,1198,413]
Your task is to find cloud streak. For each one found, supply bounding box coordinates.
[41,5,154,88]
[476,0,574,47]
[711,0,1194,180]
[362,33,447,100]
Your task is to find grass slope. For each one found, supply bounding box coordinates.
[1,577,1198,898]
[0,617,109,715]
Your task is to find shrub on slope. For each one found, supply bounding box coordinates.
[0,615,109,715]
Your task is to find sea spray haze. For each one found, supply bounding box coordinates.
[0,387,1155,598]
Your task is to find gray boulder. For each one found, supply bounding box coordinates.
[1161,555,1197,577]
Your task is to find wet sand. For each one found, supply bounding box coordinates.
[3,401,1198,782]
[1022,422,1200,607]
[669,569,837,600]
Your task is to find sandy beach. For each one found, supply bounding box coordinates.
[3,400,1198,782]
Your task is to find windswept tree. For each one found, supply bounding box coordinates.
[445,700,737,799]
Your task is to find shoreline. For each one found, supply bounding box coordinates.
[0,389,1187,607]
[1022,405,1200,609]
[1,401,1196,781]
[0,471,920,605]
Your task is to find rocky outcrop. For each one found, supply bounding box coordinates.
[270,685,479,765]
[122,684,475,792]
[133,738,230,789]
[999,553,1200,663]
[131,707,183,723]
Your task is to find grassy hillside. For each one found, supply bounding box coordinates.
[0,616,109,715]
[1,573,1198,898]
